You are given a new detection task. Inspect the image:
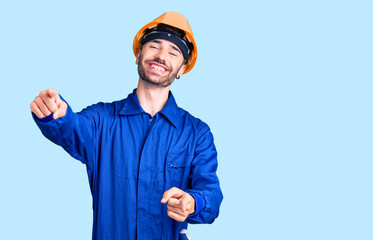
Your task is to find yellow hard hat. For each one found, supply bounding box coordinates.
[133,12,197,74]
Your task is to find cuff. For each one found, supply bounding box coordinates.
[187,191,205,218]
[32,112,54,122]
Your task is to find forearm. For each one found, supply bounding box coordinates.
[32,95,98,166]
[186,124,223,224]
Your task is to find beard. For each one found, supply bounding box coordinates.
[137,53,180,88]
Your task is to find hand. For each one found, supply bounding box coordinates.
[30,88,67,119]
[161,187,195,222]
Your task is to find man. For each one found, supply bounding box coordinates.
[30,12,223,240]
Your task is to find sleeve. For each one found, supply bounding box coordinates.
[186,123,223,224]
[32,95,101,170]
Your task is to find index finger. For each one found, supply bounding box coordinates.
[167,197,181,208]
[161,187,183,203]
[47,88,60,101]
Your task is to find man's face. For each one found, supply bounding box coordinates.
[136,39,186,88]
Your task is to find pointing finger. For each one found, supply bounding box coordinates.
[167,198,181,208]
[47,88,60,101]
[161,187,183,203]
[39,90,59,113]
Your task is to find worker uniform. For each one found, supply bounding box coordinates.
[32,89,223,240]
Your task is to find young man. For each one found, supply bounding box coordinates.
[30,12,223,240]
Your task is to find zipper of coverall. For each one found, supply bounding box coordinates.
[136,113,157,239]
[144,114,156,141]
[138,114,157,164]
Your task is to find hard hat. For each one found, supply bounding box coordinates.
[133,12,197,74]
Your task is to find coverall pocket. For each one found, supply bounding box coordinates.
[166,153,192,190]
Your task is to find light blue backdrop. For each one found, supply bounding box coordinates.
[1,0,372,239]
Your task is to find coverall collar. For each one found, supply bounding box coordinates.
[119,89,180,128]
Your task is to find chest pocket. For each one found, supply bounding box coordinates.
[166,153,193,190]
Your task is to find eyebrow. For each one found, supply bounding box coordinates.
[150,40,182,54]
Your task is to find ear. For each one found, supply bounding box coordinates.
[135,49,141,65]
[177,64,186,77]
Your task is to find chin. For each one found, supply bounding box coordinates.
[138,66,175,87]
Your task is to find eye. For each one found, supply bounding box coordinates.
[169,52,178,57]
[150,45,159,50]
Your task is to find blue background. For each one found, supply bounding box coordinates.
[1,0,372,239]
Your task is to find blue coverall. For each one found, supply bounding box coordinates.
[33,89,223,240]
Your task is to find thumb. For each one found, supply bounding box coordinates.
[179,195,189,213]
[47,88,60,102]
[53,98,67,119]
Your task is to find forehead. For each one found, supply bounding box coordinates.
[146,39,181,53]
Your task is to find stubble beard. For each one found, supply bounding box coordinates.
[137,54,179,88]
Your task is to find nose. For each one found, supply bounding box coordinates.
[154,47,167,63]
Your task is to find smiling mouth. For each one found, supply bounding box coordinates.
[149,63,168,73]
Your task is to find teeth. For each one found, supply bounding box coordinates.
[151,64,165,72]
